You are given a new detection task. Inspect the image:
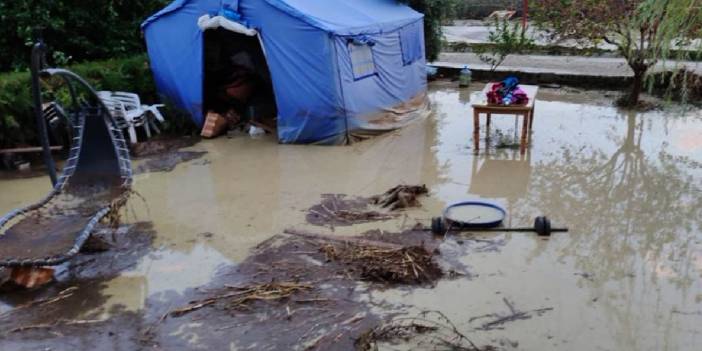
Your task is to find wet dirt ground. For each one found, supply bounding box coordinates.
[0,80,701,350]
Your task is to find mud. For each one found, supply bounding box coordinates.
[130,137,205,176]
[0,222,154,351]
[129,137,200,158]
[140,228,482,350]
[134,151,207,174]
[142,233,384,350]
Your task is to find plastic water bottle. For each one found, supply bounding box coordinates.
[458,65,472,87]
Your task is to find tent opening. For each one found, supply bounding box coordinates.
[203,28,278,136]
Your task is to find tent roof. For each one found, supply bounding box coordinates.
[142,0,189,29]
[262,0,423,35]
[142,0,423,35]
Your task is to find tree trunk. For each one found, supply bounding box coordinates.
[627,67,646,107]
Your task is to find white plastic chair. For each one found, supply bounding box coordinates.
[98,92,139,144]
[109,92,164,135]
[98,91,165,144]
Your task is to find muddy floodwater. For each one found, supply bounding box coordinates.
[1,81,701,350]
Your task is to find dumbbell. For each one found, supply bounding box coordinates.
[431,216,568,236]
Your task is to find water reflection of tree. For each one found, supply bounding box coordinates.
[522,111,702,287]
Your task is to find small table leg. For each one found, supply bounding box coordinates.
[473,109,480,153]
[520,112,529,155]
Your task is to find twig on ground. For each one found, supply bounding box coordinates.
[9,318,103,333]
[0,286,78,318]
[470,298,554,331]
[169,282,312,317]
[355,310,489,351]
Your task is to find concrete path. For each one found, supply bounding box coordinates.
[435,52,702,78]
[443,22,619,51]
[443,21,699,52]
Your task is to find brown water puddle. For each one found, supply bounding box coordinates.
[0,81,701,350]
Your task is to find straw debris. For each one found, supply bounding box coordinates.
[306,194,398,227]
[320,242,442,285]
[332,209,397,222]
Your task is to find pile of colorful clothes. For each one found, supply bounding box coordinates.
[486,76,529,105]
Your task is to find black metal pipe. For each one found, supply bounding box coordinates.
[30,41,57,186]
[423,227,568,233]
[447,227,569,233]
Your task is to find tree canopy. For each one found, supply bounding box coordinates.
[532,0,702,105]
[0,1,169,72]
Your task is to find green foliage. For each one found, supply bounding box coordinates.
[0,1,169,72]
[531,0,702,106]
[638,0,702,102]
[0,55,195,148]
[400,0,460,61]
[475,17,534,71]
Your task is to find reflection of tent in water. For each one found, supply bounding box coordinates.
[470,150,532,225]
[142,0,429,144]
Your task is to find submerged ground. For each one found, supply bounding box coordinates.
[0,81,701,350]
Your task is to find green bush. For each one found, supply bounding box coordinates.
[0,1,169,72]
[474,17,534,71]
[0,55,195,148]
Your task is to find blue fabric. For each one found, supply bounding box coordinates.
[226,0,240,11]
[259,0,422,35]
[400,21,423,66]
[334,27,426,130]
[143,0,221,126]
[240,0,347,144]
[142,0,426,144]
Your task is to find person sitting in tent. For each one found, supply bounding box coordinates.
[201,52,258,138]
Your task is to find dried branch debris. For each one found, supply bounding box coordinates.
[371,184,428,211]
[169,282,312,317]
[282,229,443,286]
[320,242,442,286]
[9,318,104,333]
[356,310,494,351]
[306,185,429,227]
[307,194,398,227]
[333,209,396,222]
[0,286,77,318]
[469,298,554,331]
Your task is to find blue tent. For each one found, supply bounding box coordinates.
[142,0,428,144]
